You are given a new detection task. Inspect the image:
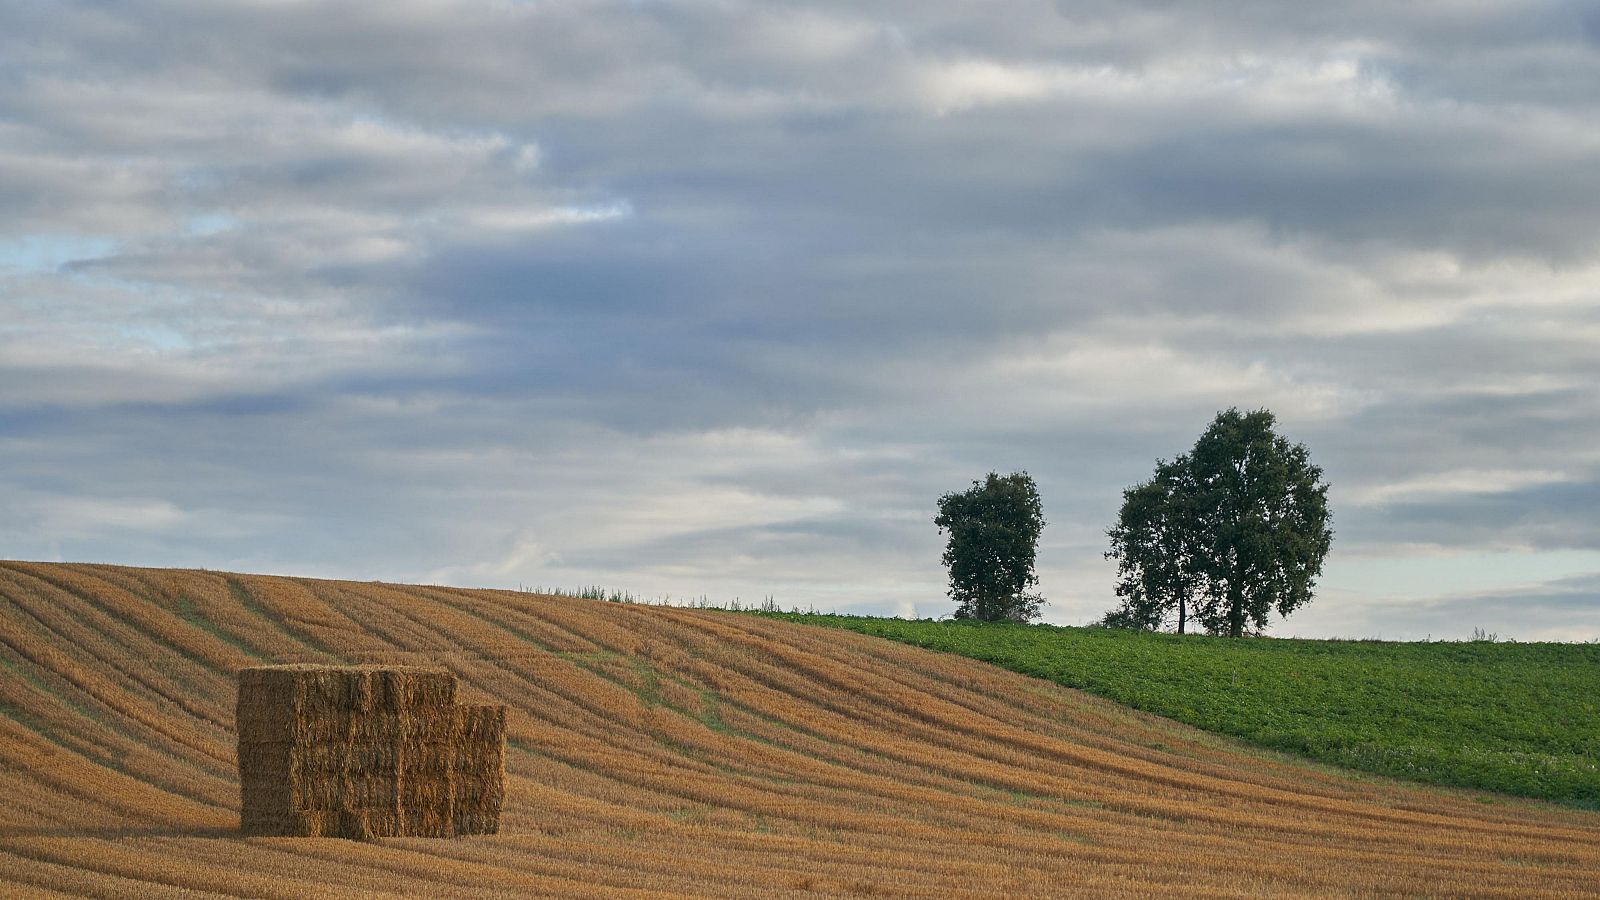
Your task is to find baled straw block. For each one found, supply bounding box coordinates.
[237,664,499,840]
[452,704,507,835]
[238,665,455,744]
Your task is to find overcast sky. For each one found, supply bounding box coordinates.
[4,1,1599,640]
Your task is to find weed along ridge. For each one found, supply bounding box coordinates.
[1,561,1598,897]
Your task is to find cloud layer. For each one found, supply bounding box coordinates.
[4,0,1598,639]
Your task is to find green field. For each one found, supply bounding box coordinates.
[761,614,1600,807]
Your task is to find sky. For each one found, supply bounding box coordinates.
[3,0,1599,641]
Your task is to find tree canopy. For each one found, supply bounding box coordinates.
[935,472,1045,623]
[1103,408,1332,636]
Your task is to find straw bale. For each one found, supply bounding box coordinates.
[454,704,507,759]
[396,804,455,838]
[380,667,457,711]
[452,704,507,835]
[238,665,455,745]
[263,741,403,775]
[277,808,388,841]
[453,812,501,836]
[246,710,456,746]
[237,664,496,840]
[288,772,433,811]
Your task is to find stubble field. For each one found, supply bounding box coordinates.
[0,561,1597,897]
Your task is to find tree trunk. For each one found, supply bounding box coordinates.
[1177,594,1186,635]
[1227,582,1245,637]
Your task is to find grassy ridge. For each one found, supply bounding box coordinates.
[761,614,1600,807]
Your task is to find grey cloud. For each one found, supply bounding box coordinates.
[1358,478,1600,552]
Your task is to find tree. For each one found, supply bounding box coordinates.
[935,472,1046,623]
[1102,408,1332,637]
[1101,458,1199,633]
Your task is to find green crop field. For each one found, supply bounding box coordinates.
[761,613,1600,807]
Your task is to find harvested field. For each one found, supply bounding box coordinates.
[0,561,1596,898]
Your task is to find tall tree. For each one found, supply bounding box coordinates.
[1103,408,1332,636]
[935,472,1046,623]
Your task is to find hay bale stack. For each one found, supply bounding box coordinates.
[453,704,507,835]
[237,664,505,839]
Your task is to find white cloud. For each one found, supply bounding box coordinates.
[908,48,1401,117]
[27,496,189,536]
[461,201,633,231]
[1347,468,1574,506]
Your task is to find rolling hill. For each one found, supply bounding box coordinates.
[0,561,1597,898]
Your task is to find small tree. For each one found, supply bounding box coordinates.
[1103,408,1332,636]
[935,472,1045,623]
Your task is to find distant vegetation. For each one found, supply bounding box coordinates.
[759,613,1600,807]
